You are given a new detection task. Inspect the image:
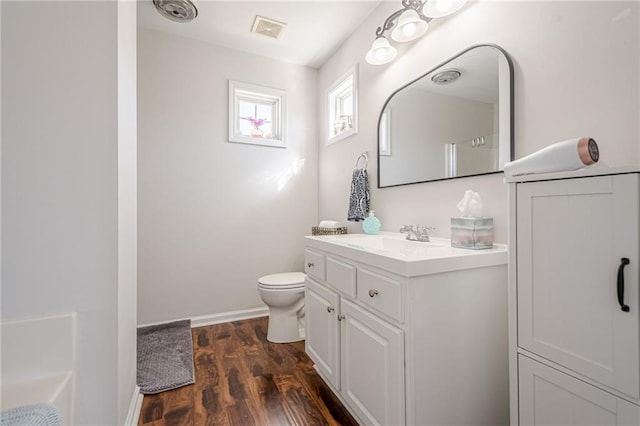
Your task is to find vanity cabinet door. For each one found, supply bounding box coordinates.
[305,278,340,389]
[519,355,640,426]
[340,299,404,426]
[516,174,640,398]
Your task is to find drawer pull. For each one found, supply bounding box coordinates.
[337,314,345,321]
[368,289,379,298]
[307,262,314,268]
[327,306,335,313]
[617,257,630,312]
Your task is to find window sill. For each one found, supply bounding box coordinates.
[327,128,356,146]
[229,134,285,148]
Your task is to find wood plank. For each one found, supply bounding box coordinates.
[139,394,164,424]
[161,384,194,426]
[274,374,330,426]
[250,373,291,425]
[193,383,227,426]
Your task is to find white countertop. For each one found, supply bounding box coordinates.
[305,232,507,278]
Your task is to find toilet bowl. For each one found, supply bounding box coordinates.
[257,272,306,343]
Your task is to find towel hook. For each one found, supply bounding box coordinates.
[355,152,368,169]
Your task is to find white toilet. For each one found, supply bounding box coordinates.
[257,272,306,343]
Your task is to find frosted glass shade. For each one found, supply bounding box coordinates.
[365,37,397,65]
[422,0,467,18]
[391,9,428,42]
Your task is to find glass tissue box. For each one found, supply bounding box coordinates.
[450,217,494,249]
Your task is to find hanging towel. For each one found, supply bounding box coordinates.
[348,168,370,221]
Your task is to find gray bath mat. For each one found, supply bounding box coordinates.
[137,319,195,394]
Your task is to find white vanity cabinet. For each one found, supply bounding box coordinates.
[305,250,404,425]
[304,236,509,425]
[507,168,640,425]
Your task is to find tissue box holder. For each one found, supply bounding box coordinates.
[451,217,494,249]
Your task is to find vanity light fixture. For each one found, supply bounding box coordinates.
[366,0,467,65]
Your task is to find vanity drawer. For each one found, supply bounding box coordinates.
[357,268,403,323]
[326,257,357,298]
[305,249,326,282]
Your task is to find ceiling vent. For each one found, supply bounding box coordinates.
[251,15,287,40]
[153,0,198,23]
[431,69,462,85]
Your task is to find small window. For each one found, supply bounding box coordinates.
[327,65,358,145]
[229,81,286,148]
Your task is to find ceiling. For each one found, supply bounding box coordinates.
[414,46,501,104]
[137,1,383,69]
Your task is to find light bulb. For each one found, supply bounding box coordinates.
[437,0,453,13]
[402,22,417,37]
[422,0,467,18]
[365,37,397,65]
[391,9,428,42]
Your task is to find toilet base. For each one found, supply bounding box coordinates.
[267,305,304,343]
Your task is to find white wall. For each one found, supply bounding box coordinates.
[319,1,639,243]
[1,1,137,424]
[137,29,318,325]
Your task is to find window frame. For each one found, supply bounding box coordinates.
[228,80,286,148]
[326,64,358,145]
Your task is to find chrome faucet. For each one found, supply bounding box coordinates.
[399,224,435,242]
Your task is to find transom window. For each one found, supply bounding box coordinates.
[327,65,358,145]
[229,81,286,148]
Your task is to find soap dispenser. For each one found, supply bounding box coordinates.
[363,210,381,235]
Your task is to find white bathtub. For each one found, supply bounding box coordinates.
[1,313,76,425]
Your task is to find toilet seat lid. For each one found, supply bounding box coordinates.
[258,272,306,288]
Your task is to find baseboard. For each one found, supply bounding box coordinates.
[124,385,143,426]
[138,307,269,329]
[191,307,268,328]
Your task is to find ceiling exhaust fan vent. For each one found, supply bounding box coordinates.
[153,0,198,23]
[251,15,287,40]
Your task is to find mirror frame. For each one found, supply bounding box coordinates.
[377,43,514,188]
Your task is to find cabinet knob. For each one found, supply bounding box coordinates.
[369,289,379,298]
[337,314,345,321]
[307,262,314,268]
[327,306,335,313]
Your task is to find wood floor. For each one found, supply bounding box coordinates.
[138,317,358,426]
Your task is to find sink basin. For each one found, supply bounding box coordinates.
[331,234,449,256]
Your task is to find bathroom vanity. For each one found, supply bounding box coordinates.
[304,233,509,425]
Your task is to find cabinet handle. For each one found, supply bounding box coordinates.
[327,306,334,313]
[337,314,345,321]
[307,262,314,268]
[617,257,630,312]
[368,289,379,298]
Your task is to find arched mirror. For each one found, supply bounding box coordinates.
[377,44,514,188]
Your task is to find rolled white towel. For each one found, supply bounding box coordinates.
[318,220,342,229]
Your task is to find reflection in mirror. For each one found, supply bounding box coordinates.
[377,44,513,188]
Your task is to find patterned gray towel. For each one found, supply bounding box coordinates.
[1,403,62,426]
[348,168,370,221]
